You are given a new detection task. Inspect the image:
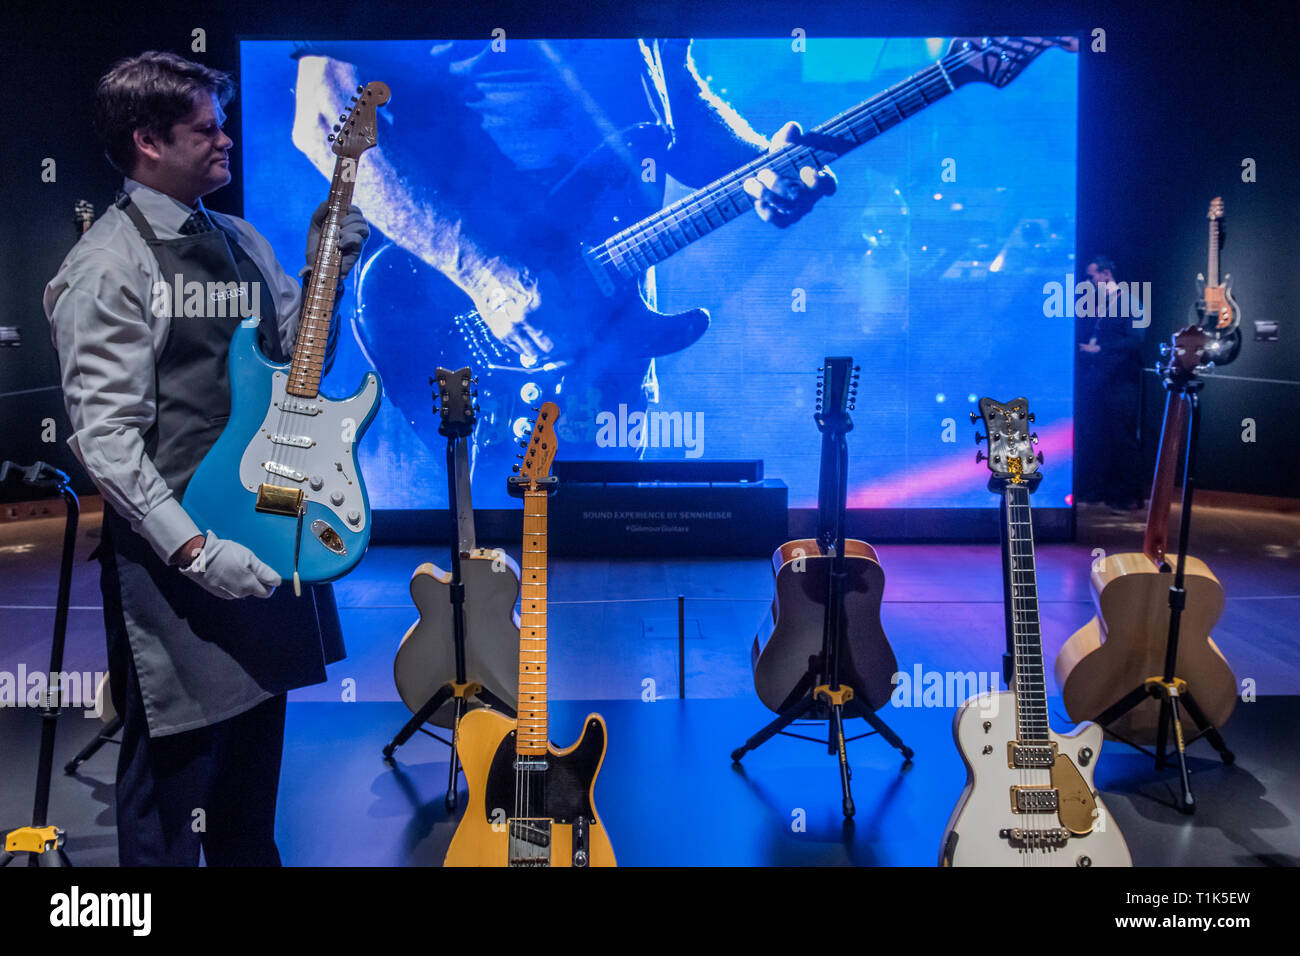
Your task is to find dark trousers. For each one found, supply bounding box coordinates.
[112,649,287,866]
[1077,372,1143,507]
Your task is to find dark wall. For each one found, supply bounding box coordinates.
[2,0,1296,502]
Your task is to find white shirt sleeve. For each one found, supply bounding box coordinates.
[44,246,201,562]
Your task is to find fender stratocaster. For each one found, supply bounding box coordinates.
[184,82,389,588]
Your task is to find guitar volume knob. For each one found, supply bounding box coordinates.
[310,475,324,491]
[330,490,345,506]
[346,510,361,526]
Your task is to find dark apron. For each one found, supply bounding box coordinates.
[99,194,345,738]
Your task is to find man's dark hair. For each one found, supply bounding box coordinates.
[1088,254,1117,279]
[95,51,234,175]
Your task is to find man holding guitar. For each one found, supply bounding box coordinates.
[44,52,370,865]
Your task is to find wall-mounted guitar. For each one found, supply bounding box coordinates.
[354,37,1077,459]
[734,357,911,818]
[184,82,389,591]
[444,403,616,866]
[941,397,1131,867]
[1190,197,1242,364]
[385,368,521,806]
[1056,325,1238,744]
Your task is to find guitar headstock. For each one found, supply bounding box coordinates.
[945,36,1077,89]
[1208,196,1224,221]
[974,396,1041,486]
[330,81,390,160]
[1158,325,1226,385]
[74,200,94,234]
[516,402,560,488]
[433,366,477,438]
[815,357,859,435]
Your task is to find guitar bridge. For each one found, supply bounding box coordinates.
[255,482,304,516]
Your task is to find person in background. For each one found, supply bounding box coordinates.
[1077,254,1145,512]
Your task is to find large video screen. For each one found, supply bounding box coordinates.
[240,38,1077,509]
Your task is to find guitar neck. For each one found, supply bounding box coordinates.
[1207,218,1220,288]
[1001,482,1049,743]
[287,161,357,398]
[592,57,961,277]
[516,488,550,755]
[1143,388,1190,567]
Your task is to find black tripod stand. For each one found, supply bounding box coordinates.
[1091,376,1233,813]
[382,370,513,810]
[731,360,912,818]
[1,461,78,866]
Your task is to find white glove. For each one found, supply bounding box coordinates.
[305,202,369,278]
[180,532,281,600]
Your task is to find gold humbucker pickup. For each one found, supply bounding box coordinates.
[1008,742,1058,768]
[255,482,304,516]
[999,827,1070,849]
[1011,786,1060,813]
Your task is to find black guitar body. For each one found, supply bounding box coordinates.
[353,123,709,468]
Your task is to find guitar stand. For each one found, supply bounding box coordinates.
[1,461,78,866]
[382,400,516,811]
[1088,383,1234,814]
[730,673,914,819]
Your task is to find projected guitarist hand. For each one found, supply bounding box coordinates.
[465,256,555,365]
[743,122,837,227]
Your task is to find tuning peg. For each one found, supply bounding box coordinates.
[339,114,348,122]
[1027,412,1035,423]
[1036,452,1045,464]
[356,84,364,93]
[969,412,979,424]
[1159,342,1172,357]
[327,135,335,142]
[975,432,986,444]
[848,403,855,410]
[854,365,861,372]
[519,440,528,448]
[976,450,987,463]
[1030,433,1039,444]
[817,367,823,372]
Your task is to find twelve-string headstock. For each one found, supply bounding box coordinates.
[946,36,1077,89]
[973,396,1041,487]
[815,357,859,436]
[330,81,390,160]
[433,366,477,438]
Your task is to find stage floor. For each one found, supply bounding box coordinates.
[2,499,1298,865]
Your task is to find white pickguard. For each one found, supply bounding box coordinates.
[237,370,381,532]
[941,691,1133,867]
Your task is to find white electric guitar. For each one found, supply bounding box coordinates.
[940,396,1132,867]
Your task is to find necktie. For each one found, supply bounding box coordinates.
[180,209,215,235]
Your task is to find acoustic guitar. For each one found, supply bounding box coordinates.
[444,403,616,867]
[941,396,1131,867]
[750,357,898,718]
[1055,326,1238,743]
[393,368,521,728]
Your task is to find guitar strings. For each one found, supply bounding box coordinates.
[589,41,1024,273]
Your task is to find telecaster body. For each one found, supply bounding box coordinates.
[444,708,616,867]
[183,319,380,582]
[940,690,1131,867]
[394,551,521,727]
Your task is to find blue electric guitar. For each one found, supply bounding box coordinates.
[183,81,389,590]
